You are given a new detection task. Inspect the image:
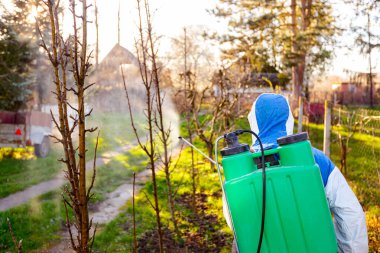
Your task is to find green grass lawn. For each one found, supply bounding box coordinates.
[0,190,64,252]
[0,147,61,198]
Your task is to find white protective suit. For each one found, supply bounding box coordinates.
[223,93,368,253]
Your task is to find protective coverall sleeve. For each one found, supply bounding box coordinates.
[325,167,368,253]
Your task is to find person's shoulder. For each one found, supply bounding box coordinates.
[311,147,335,187]
[312,147,326,157]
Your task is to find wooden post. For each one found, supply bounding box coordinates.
[323,100,331,157]
[298,96,303,133]
[132,172,137,253]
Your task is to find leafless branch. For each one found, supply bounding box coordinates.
[6,218,23,253]
[87,130,100,200]
[63,195,77,251]
[142,191,156,210]
[121,67,144,149]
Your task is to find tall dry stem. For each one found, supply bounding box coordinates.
[39,0,97,252]
[120,0,164,249]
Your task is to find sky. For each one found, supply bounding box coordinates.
[77,0,225,61]
[1,0,379,78]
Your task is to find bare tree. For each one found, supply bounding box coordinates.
[171,28,218,207]
[143,0,179,235]
[121,0,164,251]
[183,27,197,213]
[39,1,97,252]
[333,112,379,176]
[191,67,242,169]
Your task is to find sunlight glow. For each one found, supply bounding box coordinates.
[28,5,38,23]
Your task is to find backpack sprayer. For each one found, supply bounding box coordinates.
[179,129,337,253]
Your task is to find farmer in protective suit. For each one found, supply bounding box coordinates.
[223,93,368,253]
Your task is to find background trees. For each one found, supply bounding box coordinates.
[1,0,53,110]
[0,19,33,111]
[212,0,337,105]
[349,0,380,108]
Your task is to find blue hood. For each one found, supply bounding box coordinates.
[248,93,294,151]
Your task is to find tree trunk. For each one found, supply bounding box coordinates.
[149,156,164,252]
[291,0,311,109]
[42,0,95,251]
[291,0,299,109]
[367,13,374,108]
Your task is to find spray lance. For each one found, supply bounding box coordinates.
[179,130,338,253]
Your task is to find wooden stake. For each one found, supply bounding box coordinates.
[132,172,137,253]
[298,96,303,133]
[323,100,331,157]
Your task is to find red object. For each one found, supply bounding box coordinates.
[15,128,22,135]
[306,103,325,123]
[26,139,32,146]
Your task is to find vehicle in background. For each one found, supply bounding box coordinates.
[0,111,52,158]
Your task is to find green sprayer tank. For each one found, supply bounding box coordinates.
[219,131,337,253]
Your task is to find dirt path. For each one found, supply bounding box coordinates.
[0,144,135,212]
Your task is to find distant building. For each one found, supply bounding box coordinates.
[332,73,380,106]
[309,73,380,106]
[89,44,144,112]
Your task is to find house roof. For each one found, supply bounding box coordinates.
[98,44,139,70]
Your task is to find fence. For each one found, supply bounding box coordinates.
[330,106,380,160]
[300,101,380,185]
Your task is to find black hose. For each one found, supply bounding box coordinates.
[235,129,266,253]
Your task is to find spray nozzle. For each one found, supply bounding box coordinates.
[223,129,247,148]
[224,132,240,148]
[221,130,250,157]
